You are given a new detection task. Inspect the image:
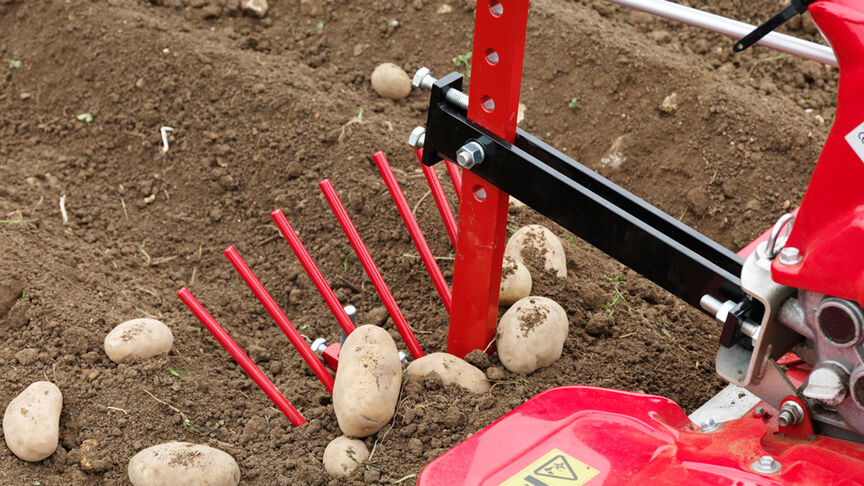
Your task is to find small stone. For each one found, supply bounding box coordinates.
[463,349,490,369]
[486,367,505,380]
[363,469,380,483]
[517,103,526,124]
[135,77,145,89]
[80,439,109,473]
[436,3,452,13]
[353,44,365,56]
[585,313,613,338]
[15,348,38,365]
[745,199,762,212]
[408,437,423,455]
[241,0,268,17]
[363,306,389,326]
[659,93,678,114]
[0,277,24,317]
[19,92,31,100]
[299,0,324,16]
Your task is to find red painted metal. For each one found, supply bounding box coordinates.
[419,386,864,485]
[271,209,357,335]
[446,0,530,357]
[373,151,453,312]
[223,246,335,394]
[777,396,815,440]
[415,149,458,248]
[176,287,306,426]
[771,0,864,307]
[319,179,425,359]
[445,161,463,200]
[322,342,340,372]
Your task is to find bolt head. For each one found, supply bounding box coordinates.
[412,67,431,89]
[752,455,781,474]
[778,247,802,265]
[408,126,426,149]
[456,141,484,169]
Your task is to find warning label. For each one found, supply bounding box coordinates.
[845,121,864,164]
[500,449,599,486]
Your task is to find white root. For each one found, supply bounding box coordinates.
[160,126,174,153]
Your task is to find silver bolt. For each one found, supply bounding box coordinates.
[408,126,426,150]
[698,418,720,433]
[311,338,327,353]
[778,247,802,265]
[751,455,781,474]
[456,141,485,169]
[412,67,469,110]
[344,305,357,323]
[412,67,435,91]
[699,294,762,340]
[777,400,804,427]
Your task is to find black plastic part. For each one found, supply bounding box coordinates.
[734,0,816,52]
[420,73,746,315]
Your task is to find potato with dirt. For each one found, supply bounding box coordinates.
[497,297,569,374]
[323,436,370,478]
[333,325,403,437]
[128,442,240,486]
[406,352,491,394]
[504,225,567,278]
[103,318,174,363]
[499,255,532,306]
[370,63,412,100]
[3,381,62,462]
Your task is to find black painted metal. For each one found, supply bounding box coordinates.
[421,73,746,315]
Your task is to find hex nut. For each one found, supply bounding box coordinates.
[412,67,432,90]
[456,142,484,169]
[408,127,426,149]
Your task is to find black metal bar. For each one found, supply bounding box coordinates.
[421,74,745,312]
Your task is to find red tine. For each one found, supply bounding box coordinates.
[415,149,458,248]
[223,246,335,394]
[445,161,463,200]
[319,179,425,359]
[176,287,306,427]
[373,151,453,312]
[270,209,357,335]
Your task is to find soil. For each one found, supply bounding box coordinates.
[0,0,838,484]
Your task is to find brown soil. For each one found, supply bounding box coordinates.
[0,0,836,484]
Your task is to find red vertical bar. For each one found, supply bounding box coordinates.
[319,179,425,359]
[415,149,458,248]
[177,288,306,426]
[447,0,529,357]
[223,246,335,394]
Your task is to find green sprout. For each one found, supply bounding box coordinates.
[316,21,324,31]
[76,113,94,123]
[455,52,472,77]
[7,59,22,69]
[568,97,581,110]
[166,367,194,378]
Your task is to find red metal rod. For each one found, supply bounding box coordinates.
[223,246,335,394]
[176,287,306,427]
[415,149,458,248]
[445,161,463,199]
[373,151,453,312]
[319,179,425,359]
[270,209,357,335]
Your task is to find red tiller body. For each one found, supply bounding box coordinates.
[771,0,864,306]
[447,0,530,358]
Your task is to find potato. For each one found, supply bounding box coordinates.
[497,297,569,374]
[406,353,490,394]
[104,318,173,364]
[323,436,369,478]
[128,442,240,486]
[499,256,531,306]
[370,63,411,100]
[241,0,268,17]
[504,225,567,278]
[3,381,62,462]
[333,325,402,437]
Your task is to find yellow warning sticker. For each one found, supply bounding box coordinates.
[499,449,599,486]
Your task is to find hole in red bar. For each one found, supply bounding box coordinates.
[481,95,495,112]
[489,0,503,16]
[485,48,499,65]
[473,185,487,201]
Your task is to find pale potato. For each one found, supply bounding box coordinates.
[333,325,402,437]
[103,318,173,364]
[406,353,490,394]
[128,442,240,486]
[504,225,567,278]
[499,256,531,306]
[323,436,369,478]
[370,63,411,100]
[3,381,62,462]
[497,297,569,374]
